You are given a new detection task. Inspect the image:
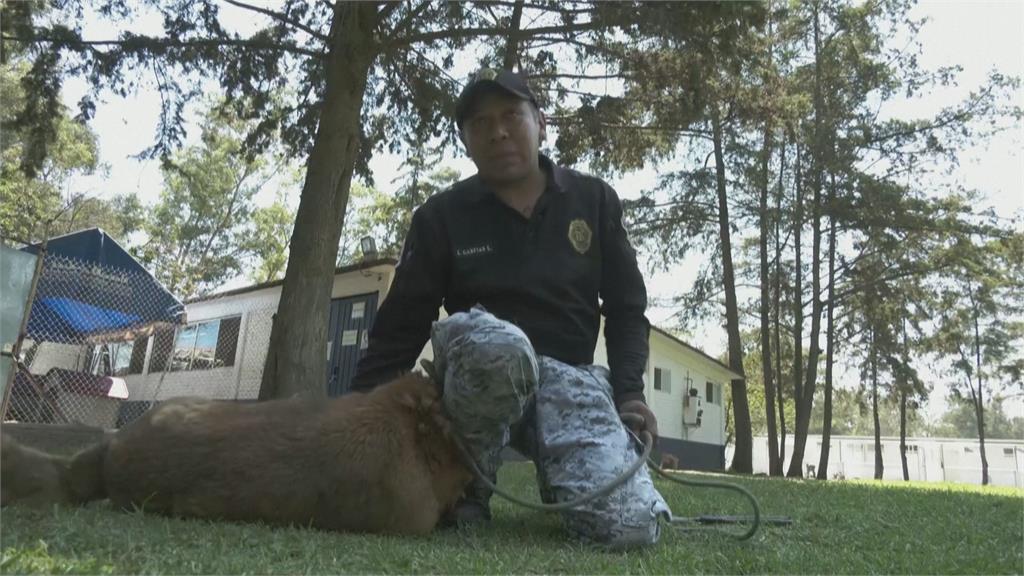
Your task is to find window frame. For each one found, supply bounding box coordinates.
[653,367,672,393]
[152,315,242,373]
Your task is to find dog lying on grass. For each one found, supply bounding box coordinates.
[1,372,472,535]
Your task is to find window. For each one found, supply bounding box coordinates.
[654,367,671,393]
[1003,448,1014,457]
[128,338,147,374]
[706,381,717,405]
[154,316,241,372]
[110,342,134,376]
[171,323,199,371]
[90,340,146,377]
[149,329,176,373]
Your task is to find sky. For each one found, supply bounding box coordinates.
[56,1,1023,419]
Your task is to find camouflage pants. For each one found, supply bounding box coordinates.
[432,306,670,548]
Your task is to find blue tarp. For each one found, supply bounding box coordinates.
[21,228,185,343]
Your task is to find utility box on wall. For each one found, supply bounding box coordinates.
[683,388,703,427]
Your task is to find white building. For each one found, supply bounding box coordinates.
[746,434,1024,488]
[19,259,741,470]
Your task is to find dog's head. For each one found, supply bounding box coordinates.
[384,372,451,435]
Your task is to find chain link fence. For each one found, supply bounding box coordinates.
[2,248,274,430]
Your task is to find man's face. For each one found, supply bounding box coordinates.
[460,90,546,186]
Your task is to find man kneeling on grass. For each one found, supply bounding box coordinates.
[351,68,670,549]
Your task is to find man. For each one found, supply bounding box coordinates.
[351,68,669,548]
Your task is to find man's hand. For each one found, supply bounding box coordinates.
[618,400,658,447]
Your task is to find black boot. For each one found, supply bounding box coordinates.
[440,478,493,529]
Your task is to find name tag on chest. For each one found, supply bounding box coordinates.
[455,244,495,258]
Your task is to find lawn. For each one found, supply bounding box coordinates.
[1,462,1021,574]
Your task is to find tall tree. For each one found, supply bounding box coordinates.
[138,102,280,297]
[890,316,926,481]
[930,230,1024,485]
[710,102,753,472]
[787,1,828,478]
[815,172,838,479]
[767,0,1015,477]
[588,3,767,473]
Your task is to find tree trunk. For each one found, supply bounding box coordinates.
[501,0,524,70]
[816,174,837,480]
[259,2,380,400]
[872,329,883,480]
[774,132,787,473]
[788,2,826,478]
[974,394,989,486]
[786,140,804,478]
[711,105,752,474]
[899,390,909,481]
[898,315,910,481]
[759,122,780,476]
[971,291,990,485]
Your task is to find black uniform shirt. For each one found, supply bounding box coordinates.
[351,155,650,406]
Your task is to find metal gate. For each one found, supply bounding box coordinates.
[325,293,378,396]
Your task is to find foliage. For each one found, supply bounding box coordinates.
[926,228,1024,482]
[929,397,1024,440]
[135,101,283,297]
[240,193,295,284]
[734,329,796,438]
[0,60,141,245]
[337,154,459,265]
[929,230,1024,402]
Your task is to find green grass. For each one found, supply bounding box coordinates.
[2,463,1021,574]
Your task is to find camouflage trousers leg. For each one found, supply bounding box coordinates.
[432,306,670,548]
[432,306,540,506]
[533,357,671,548]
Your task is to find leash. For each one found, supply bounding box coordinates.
[452,428,770,541]
[422,360,774,540]
[453,429,654,514]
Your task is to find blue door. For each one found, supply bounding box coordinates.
[325,292,378,396]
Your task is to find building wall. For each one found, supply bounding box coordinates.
[30,261,729,455]
[747,434,1024,488]
[24,341,88,375]
[119,264,395,403]
[638,334,727,446]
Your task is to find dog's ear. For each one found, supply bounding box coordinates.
[419,359,445,395]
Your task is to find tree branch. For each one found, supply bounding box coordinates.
[221,0,327,42]
[388,21,605,50]
[385,1,433,40]
[527,71,628,81]
[482,0,593,14]
[3,34,324,59]
[220,0,329,42]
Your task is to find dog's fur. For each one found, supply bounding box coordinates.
[1,372,472,535]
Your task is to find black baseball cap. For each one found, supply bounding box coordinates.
[455,68,539,130]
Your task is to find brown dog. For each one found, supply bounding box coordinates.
[1,372,472,535]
